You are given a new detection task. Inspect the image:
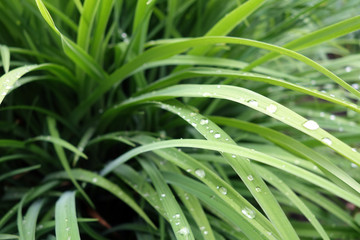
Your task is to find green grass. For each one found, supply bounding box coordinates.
[0,0,360,239]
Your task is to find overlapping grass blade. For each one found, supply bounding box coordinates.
[139,159,195,240]
[0,165,41,183]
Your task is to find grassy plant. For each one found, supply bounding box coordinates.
[0,0,360,239]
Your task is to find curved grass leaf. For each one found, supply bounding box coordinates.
[20,199,45,240]
[109,84,360,166]
[55,191,81,240]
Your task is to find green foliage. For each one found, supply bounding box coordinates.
[0,0,359,239]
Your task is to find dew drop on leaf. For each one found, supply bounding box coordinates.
[241,207,255,219]
[247,99,258,107]
[303,120,319,130]
[200,118,209,125]
[214,132,221,139]
[247,175,254,181]
[195,169,205,178]
[321,137,332,145]
[266,104,277,113]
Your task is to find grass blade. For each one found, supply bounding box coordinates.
[55,191,81,240]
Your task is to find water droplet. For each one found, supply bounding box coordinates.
[178,227,189,235]
[345,66,352,72]
[241,207,255,219]
[320,112,325,117]
[1,92,6,96]
[214,133,221,139]
[351,163,358,168]
[161,193,166,198]
[352,83,359,90]
[202,92,211,97]
[200,118,209,125]
[266,104,277,113]
[146,0,152,5]
[231,154,236,158]
[255,187,261,192]
[195,169,206,178]
[247,175,254,181]
[303,120,319,130]
[173,213,180,218]
[321,137,332,145]
[247,99,258,107]
[191,122,197,127]
[66,227,70,231]
[204,231,208,235]
[218,186,227,195]
[5,86,12,90]
[186,169,192,172]
[352,148,357,152]
[217,85,221,88]
[92,178,98,183]
[330,115,336,120]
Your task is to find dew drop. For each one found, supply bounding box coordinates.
[195,169,206,178]
[321,137,332,145]
[241,207,255,219]
[92,178,98,183]
[351,163,358,168]
[146,0,152,5]
[191,123,197,127]
[255,187,261,192]
[345,66,352,72]
[266,104,277,113]
[160,193,166,198]
[330,115,336,121]
[218,186,227,195]
[178,227,189,235]
[200,118,209,125]
[247,99,258,107]
[1,92,6,96]
[352,83,359,90]
[247,175,254,181]
[204,230,208,235]
[214,133,221,139]
[303,120,319,130]
[231,154,236,158]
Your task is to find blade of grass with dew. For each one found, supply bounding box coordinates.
[244,15,360,71]
[0,165,41,183]
[114,164,167,218]
[209,116,360,194]
[138,67,360,113]
[46,169,156,229]
[150,156,216,240]
[20,199,45,240]
[73,36,360,122]
[55,191,81,240]
[115,135,282,239]
[255,166,330,240]
[162,172,268,240]
[0,45,10,73]
[108,84,360,165]
[46,117,94,208]
[100,138,360,208]
[0,65,38,104]
[154,101,299,239]
[139,159,195,240]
